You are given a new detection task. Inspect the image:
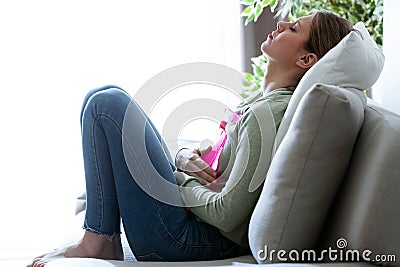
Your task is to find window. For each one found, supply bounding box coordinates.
[0,0,242,258]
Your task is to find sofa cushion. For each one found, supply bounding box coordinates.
[319,100,400,267]
[274,22,384,151]
[248,84,366,263]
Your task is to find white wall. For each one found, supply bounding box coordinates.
[0,0,242,256]
[374,0,400,114]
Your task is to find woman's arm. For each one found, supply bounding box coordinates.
[177,101,277,233]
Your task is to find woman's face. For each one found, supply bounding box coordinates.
[261,15,314,66]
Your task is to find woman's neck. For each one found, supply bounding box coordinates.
[262,61,299,94]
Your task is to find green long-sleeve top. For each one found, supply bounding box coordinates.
[175,88,293,248]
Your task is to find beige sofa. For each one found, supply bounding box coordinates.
[47,91,400,267]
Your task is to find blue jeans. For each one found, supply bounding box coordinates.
[80,85,241,261]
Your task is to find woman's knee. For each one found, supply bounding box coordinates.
[82,85,125,109]
[93,88,130,110]
[81,87,133,125]
[80,86,125,121]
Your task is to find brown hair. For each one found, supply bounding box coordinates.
[305,10,356,59]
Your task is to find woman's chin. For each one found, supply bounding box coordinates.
[260,47,270,58]
[260,42,271,55]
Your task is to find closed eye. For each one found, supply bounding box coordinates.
[289,27,296,32]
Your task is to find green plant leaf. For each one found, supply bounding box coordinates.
[241,5,254,16]
[245,13,255,25]
[254,3,264,22]
[244,72,256,81]
[270,0,278,12]
[290,5,297,19]
[261,0,272,7]
[354,1,365,14]
[243,81,253,87]
[255,65,265,77]
[240,0,255,5]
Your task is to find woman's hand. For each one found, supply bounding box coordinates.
[175,146,216,184]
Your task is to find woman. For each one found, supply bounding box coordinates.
[29,10,355,266]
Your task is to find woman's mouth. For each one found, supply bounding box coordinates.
[268,33,273,40]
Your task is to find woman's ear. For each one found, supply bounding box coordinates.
[296,53,318,69]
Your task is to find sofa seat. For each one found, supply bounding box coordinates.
[47,256,376,267]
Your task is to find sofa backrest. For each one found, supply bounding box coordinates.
[248,84,368,264]
[318,100,400,266]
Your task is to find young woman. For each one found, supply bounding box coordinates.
[29,10,355,267]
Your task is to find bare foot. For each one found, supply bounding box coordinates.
[27,231,123,267]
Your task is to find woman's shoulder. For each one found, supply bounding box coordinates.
[263,87,294,102]
[248,88,293,111]
[238,88,293,107]
[232,88,293,130]
[239,88,293,130]
[237,90,263,109]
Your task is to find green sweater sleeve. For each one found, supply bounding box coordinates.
[176,89,292,247]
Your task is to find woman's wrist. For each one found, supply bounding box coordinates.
[174,147,201,172]
[175,148,189,171]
